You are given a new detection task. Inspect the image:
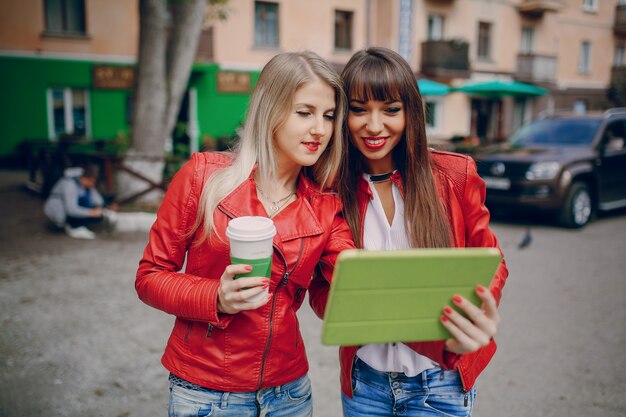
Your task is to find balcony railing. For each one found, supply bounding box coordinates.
[615,4,626,36]
[420,40,470,79]
[517,0,563,17]
[516,53,557,84]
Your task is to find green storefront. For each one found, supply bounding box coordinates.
[0,54,259,164]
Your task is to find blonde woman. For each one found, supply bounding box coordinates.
[136,51,354,417]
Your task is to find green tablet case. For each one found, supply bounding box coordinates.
[321,248,501,346]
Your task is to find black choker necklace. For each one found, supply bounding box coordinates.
[367,170,396,183]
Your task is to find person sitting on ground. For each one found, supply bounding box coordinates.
[44,165,111,239]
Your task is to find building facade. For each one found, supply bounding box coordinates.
[1,0,624,160]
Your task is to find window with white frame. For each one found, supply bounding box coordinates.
[334,10,353,50]
[477,22,492,60]
[44,0,86,35]
[579,41,591,74]
[615,44,625,67]
[254,1,279,48]
[582,0,597,12]
[47,88,89,140]
[520,27,534,54]
[427,14,444,41]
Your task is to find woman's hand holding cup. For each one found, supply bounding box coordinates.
[217,264,271,314]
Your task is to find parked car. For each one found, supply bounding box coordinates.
[473,108,626,228]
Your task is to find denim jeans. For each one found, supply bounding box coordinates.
[168,374,312,417]
[342,358,476,417]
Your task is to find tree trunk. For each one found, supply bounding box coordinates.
[116,0,208,204]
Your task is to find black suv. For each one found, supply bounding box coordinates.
[474,108,626,228]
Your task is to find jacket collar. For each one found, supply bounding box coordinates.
[358,170,404,201]
[218,168,324,243]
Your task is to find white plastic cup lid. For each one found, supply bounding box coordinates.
[225,216,276,241]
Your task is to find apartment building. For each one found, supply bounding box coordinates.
[208,0,625,142]
[1,0,623,160]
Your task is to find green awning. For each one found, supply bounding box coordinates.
[417,79,451,96]
[453,80,548,97]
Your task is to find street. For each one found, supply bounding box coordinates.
[1,169,625,417]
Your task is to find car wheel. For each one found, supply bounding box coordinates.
[559,182,592,228]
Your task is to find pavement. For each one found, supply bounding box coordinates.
[2,169,625,417]
[0,169,341,417]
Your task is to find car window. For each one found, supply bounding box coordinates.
[509,119,602,147]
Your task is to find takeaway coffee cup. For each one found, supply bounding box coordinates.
[225,216,276,302]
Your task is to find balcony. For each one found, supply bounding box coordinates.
[517,0,563,17]
[615,4,626,36]
[420,40,470,79]
[516,54,557,84]
[609,66,626,107]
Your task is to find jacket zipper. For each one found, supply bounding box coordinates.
[257,239,304,390]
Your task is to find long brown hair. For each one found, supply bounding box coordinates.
[338,47,450,248]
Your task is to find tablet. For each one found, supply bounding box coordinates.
[321,247,501,346]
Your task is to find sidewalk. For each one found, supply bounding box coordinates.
[0,169,340,416]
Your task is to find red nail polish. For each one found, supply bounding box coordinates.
[244,266,253,272]
[453,295,463,304]
[444,306,454,315]
[440,315,448,322]
[263,278,270,283]
[262,284,270,289]
[476,285,485,294]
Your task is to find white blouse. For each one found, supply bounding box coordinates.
[356,174,437,377]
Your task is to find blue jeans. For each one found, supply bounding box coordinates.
[168,374,312,417]
[342,358,476,417]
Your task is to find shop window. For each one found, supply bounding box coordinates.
[573,100,587,114]
[477,22,492,60]
[425,99,443,134]
[44,0,86,35]
[47,88,89,140]
[254,1,279,48]
[334,10,353,50]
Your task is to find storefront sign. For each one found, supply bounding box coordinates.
[217,70,251,93]
[93,66,135,89]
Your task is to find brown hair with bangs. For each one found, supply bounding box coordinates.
[337,47,451,248]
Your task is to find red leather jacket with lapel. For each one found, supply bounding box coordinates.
[310,150,508,396]
[136,152,355,392]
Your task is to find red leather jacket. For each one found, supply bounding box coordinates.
[310,150,508,397]
[136,152,354,392]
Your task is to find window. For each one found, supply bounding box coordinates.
[573,100,587,114]
[254,1,279,48]
[427,14,444,41]
[424,99,443,133]
[47,88,89,140]
[520,27,534,54]
[615,44,625,67]
[582,0,598,12]
[579,41,591,74]
[477,22,492,60]
[44,0,86,35]
[334,10,353,50]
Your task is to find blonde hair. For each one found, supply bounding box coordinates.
[194,51,346,242]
